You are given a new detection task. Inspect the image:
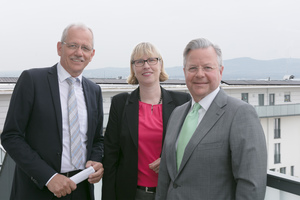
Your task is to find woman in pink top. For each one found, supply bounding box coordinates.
[102,42,191,200]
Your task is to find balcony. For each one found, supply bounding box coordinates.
[0,145,15,200]
[255,104,300,118]
[266,171,300,200]
[1,145,300,200]
[0,145,5,171]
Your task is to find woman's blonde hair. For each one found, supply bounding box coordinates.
[127,42,169,85]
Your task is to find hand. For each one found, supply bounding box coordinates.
[85,160,104,184]
[47,174,76,198]
[149,158,161,173]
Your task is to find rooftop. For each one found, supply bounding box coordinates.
[1,77,300,86]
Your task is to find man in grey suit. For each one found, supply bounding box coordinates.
[156,38,267,200]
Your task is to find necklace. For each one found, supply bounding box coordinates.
[138,88,162,114]
[138,88,162,104]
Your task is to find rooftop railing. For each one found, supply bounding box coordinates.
[1,148,300,199]
[0,145,5,171]
[265,170,300,199]
[255,104,300,118]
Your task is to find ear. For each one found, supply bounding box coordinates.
[183,66,186,76]
[219,65,224,76]
[57,42,62,56]
[159,64,162,74]
[89,49,96,62]
[159,59,163,72]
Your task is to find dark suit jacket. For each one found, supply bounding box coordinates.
[1,64,104,200]
[156,89,268,200]
[102,87,191,200]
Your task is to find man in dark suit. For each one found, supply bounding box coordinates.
[1,23,104,199]
[156,38,268,200]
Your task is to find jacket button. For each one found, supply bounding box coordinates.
[173,183,178,188]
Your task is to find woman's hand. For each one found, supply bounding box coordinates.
[149,158,161,173]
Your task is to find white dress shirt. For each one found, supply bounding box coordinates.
[192,87,220,125]
[57,63,88,172]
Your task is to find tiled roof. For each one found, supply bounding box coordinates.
[0,77,187,85]
[1,77,300,86]
[88,78,187,85]
[0,77,18,83]
[221,80,300,85]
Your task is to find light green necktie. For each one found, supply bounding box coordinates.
[176,103,201,171]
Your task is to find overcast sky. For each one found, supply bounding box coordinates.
[1,0,300,72]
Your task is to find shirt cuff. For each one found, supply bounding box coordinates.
[46,173,58,186]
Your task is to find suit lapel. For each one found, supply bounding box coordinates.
[161,88,175,142]
[124,88,139,149]
[82,77,92,143]
[177,90,227,173]
[168,101,192,178]
[47,65,63,140]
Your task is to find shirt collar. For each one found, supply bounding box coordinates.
[57,62,83,84]
[191,87,220,111]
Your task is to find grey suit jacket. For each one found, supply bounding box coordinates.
[156,88,267,200]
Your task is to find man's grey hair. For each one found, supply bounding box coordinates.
[183,38,223,68]
[61,23,94,48]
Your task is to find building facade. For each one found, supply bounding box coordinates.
[1,79,300,178]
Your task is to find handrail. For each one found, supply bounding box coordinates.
[254,103,300,118]
[0,145,5,153]
[0,145,5,169]
[1,150,300,198]
[267,170,300,196]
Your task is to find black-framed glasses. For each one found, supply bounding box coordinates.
[132,58,160,67]
[62,42,93,52]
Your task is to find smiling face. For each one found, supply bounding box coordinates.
[184,47,223,102]
[132,55,162,87]
[57,26,95,77]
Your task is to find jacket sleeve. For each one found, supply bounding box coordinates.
[1,70,57,189]
[89,84,104,163]
[230,103,267,200]
[155,140,171,200]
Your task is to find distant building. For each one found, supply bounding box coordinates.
[221,80,300,177]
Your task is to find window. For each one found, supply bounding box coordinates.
[269,93,275,105]
[274,143,281,164]
[258,94,264,106]
[241,93,248,103]
[284,93,291,102]
[280,167,286,174]
[274,118,281,139]
[291,166,294,176]
[269,168,275,171]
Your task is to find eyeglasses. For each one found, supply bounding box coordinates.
[186,66,216,73]
[132,58,160,67]
[62,42,93,52]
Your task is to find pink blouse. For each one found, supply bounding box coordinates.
[137,101,163,187]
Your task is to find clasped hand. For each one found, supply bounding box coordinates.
[47,161,104,198]
[149,158,161,173]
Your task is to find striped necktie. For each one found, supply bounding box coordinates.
[176,103,201,171]
[66,77,83,169]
